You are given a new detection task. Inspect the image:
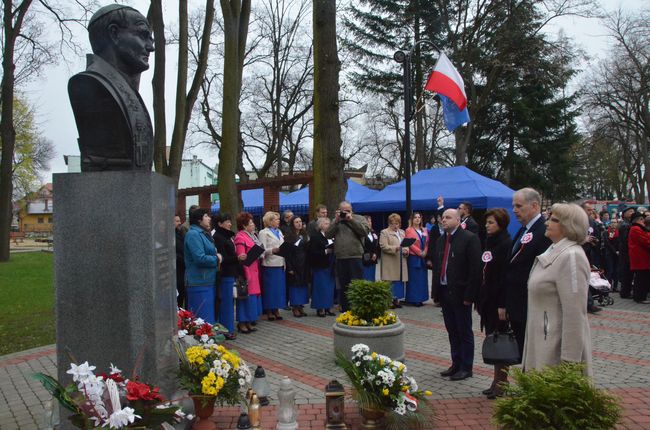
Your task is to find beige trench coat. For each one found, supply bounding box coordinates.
[522,238,593,376]
[379,228,408,282]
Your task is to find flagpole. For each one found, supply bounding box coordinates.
[394,41,441,222]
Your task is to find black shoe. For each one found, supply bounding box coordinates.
[587,306,602,314]
[414,302,424,307]
[325,310,336,316]
[486,390,503,400]
[440,365,458,377]
[450,370,473,381]
[482,386,494,395]
[317,310,326,317]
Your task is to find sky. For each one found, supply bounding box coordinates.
[23,0,647,184]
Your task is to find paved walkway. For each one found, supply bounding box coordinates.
[1,296,649,429]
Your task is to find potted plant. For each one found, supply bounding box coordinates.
[177,343,252,429]
[493,362,622,430]
[34,362,185,429]
[336,343,433,430]
[333,280,405,361]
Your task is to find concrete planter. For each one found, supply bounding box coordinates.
[333,320,405,362]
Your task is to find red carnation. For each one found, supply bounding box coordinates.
[98,372,125,383]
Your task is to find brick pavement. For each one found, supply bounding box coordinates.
[1,297,649,429]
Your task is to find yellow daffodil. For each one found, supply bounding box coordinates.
[382,388,389,396]
[425,390,432,396]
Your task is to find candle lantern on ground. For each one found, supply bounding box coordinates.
[251,365,270,406]
[325,380,347,429]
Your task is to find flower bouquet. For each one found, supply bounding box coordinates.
[177,343,252,406]
[177,308,226,345]
[335,344,433,429]
[335,280,396,327]
[34,362,185,429]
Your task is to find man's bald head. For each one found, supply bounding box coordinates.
[441,209,460,232]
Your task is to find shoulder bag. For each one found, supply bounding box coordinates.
[482,323,521,365]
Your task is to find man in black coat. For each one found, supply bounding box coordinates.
[618,206,636,299]
[498,188,551,359]
[432,209,482,381]
[458,201,480,235]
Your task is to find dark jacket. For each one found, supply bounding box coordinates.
[363,230,380,266]
[478,230,511,332]
[426,224,443,267]
[212,226,238,278]
[175,227,186,271]
[582,218,601,265]
[308,231,332,270]
[461,216,480,235]
[499,216,551,322]
[432,228,482,305]
[285,231,310,286]
[618,220,631,261]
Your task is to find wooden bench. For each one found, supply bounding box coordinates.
[10,231,25,245]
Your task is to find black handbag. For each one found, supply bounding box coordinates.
[482,325,521,365]
[235,276,249,300]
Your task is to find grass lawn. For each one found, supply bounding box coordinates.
[0,252,54,355]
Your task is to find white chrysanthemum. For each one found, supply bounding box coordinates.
[351,344,370,356]
[377,369,395,386]
[200,334,209,343]
[395,404,407,415]
[238,378,245,386]
[407,376,418,392]
[195,318,205,325]
[178,329,187,338]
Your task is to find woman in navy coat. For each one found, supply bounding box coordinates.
[184,208,220,323]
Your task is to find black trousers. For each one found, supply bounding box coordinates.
[439,288,474,372]
[335,258,363,312]
[633,270,650,303]
[510,319,526,363]
[619,257,633,298]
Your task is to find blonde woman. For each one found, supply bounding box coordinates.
[379,213,409,308]
[258,211,286,321]
[523,203,593,375]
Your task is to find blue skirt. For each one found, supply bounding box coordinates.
[236,294,262,323]
[311,268,335,309]
[289,285,309,306]
[262,267,286,310]
[187,285,216,324]
[217,276,235,333]
[406,265,429,303]
[391,281,405,300]
[363,265,376,281]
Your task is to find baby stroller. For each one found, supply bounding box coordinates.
[590,268,614,306]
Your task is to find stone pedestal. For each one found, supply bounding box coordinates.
[53,172,177,424]
[332,320,405,362]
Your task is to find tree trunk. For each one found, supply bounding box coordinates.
[148,0,167,174]
[0,0,32,262]
[454,125,470,166]
[219,0,250,217]
[312,0,345,213]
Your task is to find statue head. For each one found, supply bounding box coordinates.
[88,5,154,76]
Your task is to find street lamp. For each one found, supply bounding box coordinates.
[393,41,441,219]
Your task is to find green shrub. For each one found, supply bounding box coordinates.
[493,362,622,430]
[345,280,393,322]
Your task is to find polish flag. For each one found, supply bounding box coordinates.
[424,53,467,110]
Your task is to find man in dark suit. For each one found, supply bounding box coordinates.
[458,201,480,235]
[498,187,551,359]
[432,209,482,381]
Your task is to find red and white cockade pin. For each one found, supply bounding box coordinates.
[482,251,493,262]
[521,232,533,244]
[461,222,467,229]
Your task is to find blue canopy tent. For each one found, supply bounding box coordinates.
[211,189,266,216]
[354,166,521,236]
[279,179,378,214]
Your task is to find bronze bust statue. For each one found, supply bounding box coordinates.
[69,5,154,172]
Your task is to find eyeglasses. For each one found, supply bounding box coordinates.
[549,217,561,223]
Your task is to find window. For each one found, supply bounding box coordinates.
[48,217,53,223]
[38,217,44,224]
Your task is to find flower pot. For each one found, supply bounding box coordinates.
[359,407,386,430]
[333,320,405,362]
[191,395,218,430]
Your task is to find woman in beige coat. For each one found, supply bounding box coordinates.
[258,211,286,321]
[379,213,409,308]
[523,203,593,376]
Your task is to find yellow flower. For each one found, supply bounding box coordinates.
[371,352,377,359]
[186,346,209,365]
[201,372,225,396]
[425,390,432,396]
[382,388,389,396]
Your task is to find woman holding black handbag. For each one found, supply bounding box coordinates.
[212,212,238,340]
[478,208,511,399]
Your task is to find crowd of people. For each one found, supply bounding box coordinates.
[173,189,650,398]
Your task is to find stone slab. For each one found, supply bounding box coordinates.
[53,172,177,419]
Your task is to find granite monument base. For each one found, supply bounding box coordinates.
[53,171,177,428]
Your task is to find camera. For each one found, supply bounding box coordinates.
[340,211,350,220]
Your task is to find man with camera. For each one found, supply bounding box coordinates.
[325,201,369,312]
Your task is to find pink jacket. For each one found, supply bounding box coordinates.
[234,230,261,295]
[405,227,429,257]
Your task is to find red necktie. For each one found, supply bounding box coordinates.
[440,233,451,283]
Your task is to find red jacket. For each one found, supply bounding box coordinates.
[628,224,650,271]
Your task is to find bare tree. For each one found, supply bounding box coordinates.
[0,0,91,262]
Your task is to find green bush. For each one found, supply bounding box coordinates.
[345,280,393,322]
[493,362,622,430]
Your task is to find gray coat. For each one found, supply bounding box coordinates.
[522,239,593,376]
